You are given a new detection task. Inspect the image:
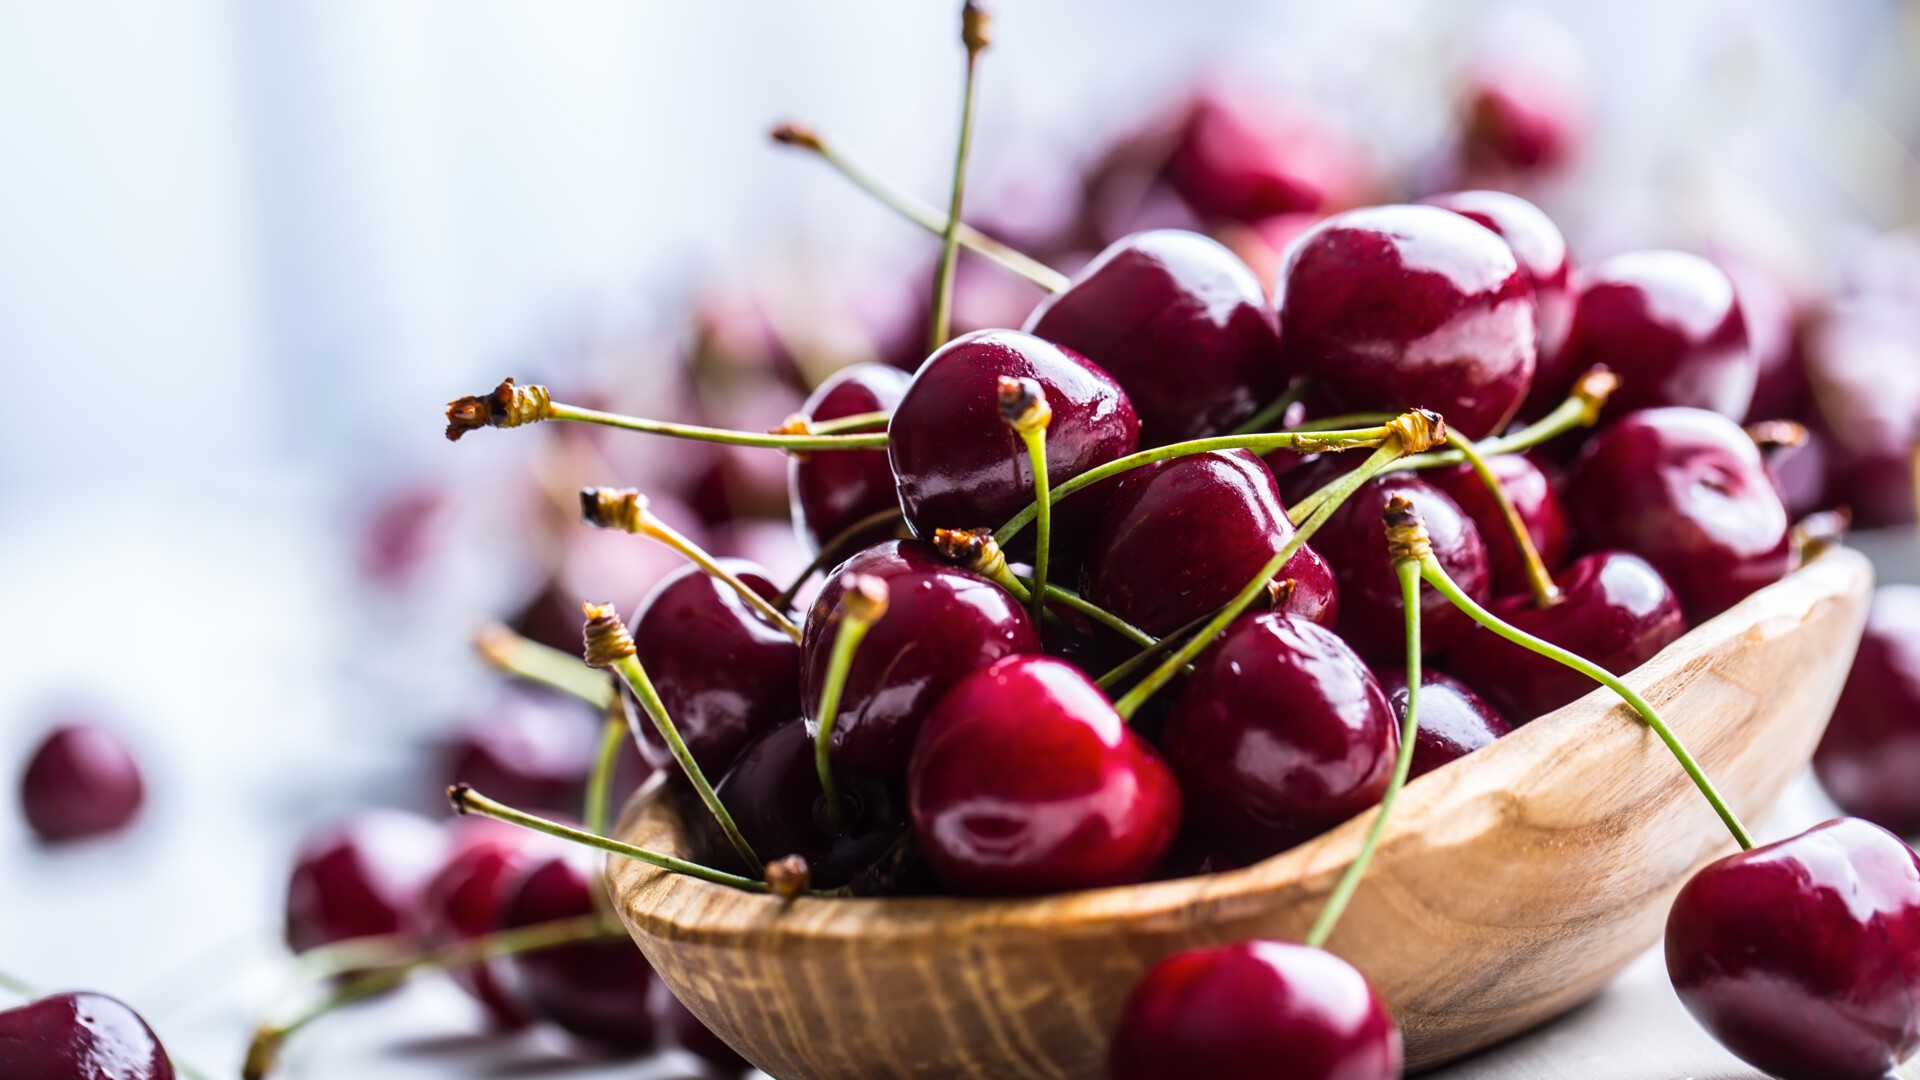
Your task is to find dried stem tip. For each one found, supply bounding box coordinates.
[445,377,551,441]
[446,783,475,815]
[962,1,992,53]
[1384,408,1447,454]
[765,854,811,899]
[1267,578,1298,611]
[933,527,1009,580]
[581,601,637,668]
[997,376,1051,434]
[843,574,891,623]
[769,121,823,151]
[1792,507,1851,566]
[1383,495,1434,563]
[1572,367,1622,424]
[1746,419,1808,451]
[580,487,650,533]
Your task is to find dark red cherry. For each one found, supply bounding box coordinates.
[1804,297,1920,526]
[1372,668,1512,778]
[1160,613,1397,862]
[284,809,446,954]
[887,329,1139,545]
[1109,940,1401,1080]
[1274,203,1537,440]
[631,559,800,777]
[1445,550,1686,723]
[1541,251,1754,422]
[19,722,145,843]
[1666,817,1920,1080]
[1566,407,1791,621]
[1162,91,1372,223]
[500,854,659,1051]
[422,818,549,1028]
[1421,189,1574,369]
[1456,25,1587,177]
[1081,449,1336,636]
[1724,258,1811,424]
[789,363,912,552]
[0,992,175,1080]
[440,691,596,817]
[1428,452,1570,600]
[653,989,749,1075]
[1815,586,1920,835]
[801,540,1040,783]
[908,655,1181,896]
[1024,229,1284,447]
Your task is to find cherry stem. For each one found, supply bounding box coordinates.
[1451,432,1560,608]
[774,507,906,610]
[1417,554,1755,850]
[450,784,769,890]
[581,487,803,642]
[1227,379,1312,436]
[584,699,629,837]
[0,969,34,999]
[608,652,761,869]
[472,622,616,709]
[1094,611,1207,689]
[769,123,1068,293]
[1391,368,1617,473]
[1305,557,1424,949]
[999,376,1054,622]
[813,576,888,834]
[806,409,891,435]
[444,378,888,450]
[929,1,989,352]
[1013,575,1157,650]
[993,421,1402,547]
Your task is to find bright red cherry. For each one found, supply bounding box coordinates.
[1160,613,1397,862]
[1445,550,1687,723]
[500,854,659,1051]
[1541,251,1754,422]
[1666,817,1920,1080]
[1162,91,1372,223]
[887,329,1139,545]
[1814,586,1920,834]
[1274,204,1538,440]
[631,559,800,777]
[1421,190,1574,370]
[789,363,912,552]
[0,992,175,1080]
[908,655,1181,896]
[1024,230,1285,447]
[440,691,596,817]
[1566,408,1791,621]
[19,722,145,843]
[1081,449,1336,636]
[801,540,1040,783]
[422,818,550,1028]
[1428,452,1570,600]
[1109,940,1401,1080]
[1373,668,1512,778]
[653,990,749,1075]
[284,809,446,954]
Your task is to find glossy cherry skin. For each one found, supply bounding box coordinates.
[631,559,800,777]
[1373,668,1512,778]
[1566,408,1792,621]
[0,992,175,1080]
[1109,940,1401,1080]
[908,655,1180,896]
[1275,204,1538,440]
[801,540,1040,783]
[1804,297,1920,526]
[1428,452,1570,600]
[1666,817,1920,1080]
[1421,189,1574,371]
[887,329,1139,545]
[284,809,446,954]
[1160,613,1397,862]
[441,691,596,817]
[421,818,549,1028]
[500,854,659,1051]
[653,990,749,1075]
[789,363,912,552]
[1024,229,1284,447]
[1445,550,1687,723]
[1081,449,1337,636]
[1542,250,1754,422]
[1814,586,1920,835]
[1161,91,1371,223]
[19,723,145,843]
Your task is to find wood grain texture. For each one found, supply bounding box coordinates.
[608,547,1873,1080]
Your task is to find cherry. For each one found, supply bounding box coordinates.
[284,809,446,954]
[630,559,800,777]
[1445,550,1687,723]
[886,329,1139,548]
[1541,250,1754,422]
[19,722,146,843]
[1372,668,1511,778]
[1161,91,1372,223]
[800,540,1040,783]
[1724,257,1810,424]
[1109,940,1400,1080]
[1814,586,1920,835]
[1024,229,1285,446]
[1455,22,1587,178]
[1081,449,1337,636]
[1666,817,1920,1080]
[1160,613,1397,862]
[653,990,749,1075]
[1565,407,1791,621]
[499,854,659,1051]
[440,691,596,817]
[419,819,546,1028]
[1274,203,1537,440]
[908,655,1181,895]
[788,363,912,552]
[1420,189,1574,374]
[0,991,175,1080]
[1804,297,1920,526]
[1428,452,1569,600]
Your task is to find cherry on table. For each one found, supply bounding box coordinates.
[284,809,446,954]
[440,691,597,817]
[1372,668,1512,778]
[19,721,146,843]
[788,363,911,553]
[908,655,1181,896]
[0,991,175,1080]
[499,853,659,1052]
[422,817,553,1029]
[1814,585,1920,835]
[1428,451,1570,600]
[1420,189,1574,382]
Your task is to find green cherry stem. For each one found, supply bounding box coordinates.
[999,376,1053,621]
[450,784,769,890]
[813,576,889,833]
[1227,379,1312,436]
[1013,576,1157,650]
[472,622,616,709]
[927,527,1155,650]
[444,378,889,450]
[0,969,36,999]
[929,1,991,352]
[583,697,629,838]
[805,408,891,435]
[1094,611,1209,690]
[581,603,762,870]
[774,506,907,610]
[1450,431,1561,608]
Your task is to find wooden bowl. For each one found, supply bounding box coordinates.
[608,547,1873,1079]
